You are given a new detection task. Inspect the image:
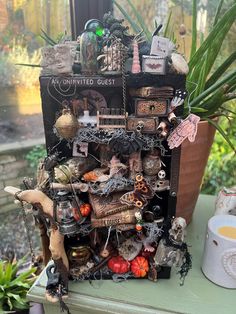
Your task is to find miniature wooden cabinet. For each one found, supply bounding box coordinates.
[39,72,186,280]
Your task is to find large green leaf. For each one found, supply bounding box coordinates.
[12,299,29,310]
[0,262,5,285]
[40,29,57,45]
[4,264,13,283]
[190,0,197,59]
[8,281,30,289]
[189,4,236,71]
[113,0,141,34]
[213,0,224,26]
[164,11,172,38]
[6,293,24,303]
[189,71,236,108]
[205,117,236,153]
[126,0,152,41]
[7,298,13,311]
[206,51,236,88]
[15,63,41,67]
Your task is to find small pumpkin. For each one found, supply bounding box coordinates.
[131,256,149,278]
[80,203,92,217]
[108,256,130,274]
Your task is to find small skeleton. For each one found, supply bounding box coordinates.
[97,39,124,72]
[169,217,187,244]
[154,217,187,267]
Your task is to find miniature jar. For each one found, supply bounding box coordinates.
[80,31,98,74]
[142,149,162,176]
[68,245,92,266]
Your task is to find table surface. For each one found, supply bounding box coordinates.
[27,195,236,314]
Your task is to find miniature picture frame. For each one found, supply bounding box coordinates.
[72,141,88,157]
[142,55,166,75]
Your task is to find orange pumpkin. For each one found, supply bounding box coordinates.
[108,256,130,274]
[131,256,149,278]
[80,203,92,217]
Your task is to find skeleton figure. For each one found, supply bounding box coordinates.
[154,217,187,267]
[169,217,187,244]
[129,151,143,179]
[97,40,124,73]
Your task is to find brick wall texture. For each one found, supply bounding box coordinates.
[0,147,36,213]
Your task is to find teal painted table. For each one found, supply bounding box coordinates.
[27,195,236,314]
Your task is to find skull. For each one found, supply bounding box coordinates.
[169,217,187,243]
[158,170,166,180]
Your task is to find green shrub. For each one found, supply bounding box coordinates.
[0,257,36,313]
[25,145,46,170]
[202,105,236,195]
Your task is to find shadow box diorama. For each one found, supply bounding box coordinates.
[4,12,198,312]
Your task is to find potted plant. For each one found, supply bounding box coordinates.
[114,0,236,222]
[0,257,36,313]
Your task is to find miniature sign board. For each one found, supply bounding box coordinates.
[150,36,175,57]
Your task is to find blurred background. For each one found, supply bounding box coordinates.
[0,0,235,257]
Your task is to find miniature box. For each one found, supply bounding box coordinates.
[142,55,166,74]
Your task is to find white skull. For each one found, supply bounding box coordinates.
[158,170,166,180]
[169,217,187,243]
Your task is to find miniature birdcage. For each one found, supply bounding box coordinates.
[97,37,126,75]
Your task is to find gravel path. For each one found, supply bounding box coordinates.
[0,208,41,260]
[0,114,44,144]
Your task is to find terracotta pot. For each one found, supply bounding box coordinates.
[176,120,216,224]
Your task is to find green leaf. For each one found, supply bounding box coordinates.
[221,106,236,116]
[164,10,172,38]
[190,0,197,59]
[0,262,5,284]
[189,71,236,108]
[126,0,152,41]
[206,51,236,89]
[39,34,55,46]
[8,281,30,289]
[113,0,141,34]
[190,107,208,113]
[205,117,236,153]
[7,298,13,311]
[5,263,13,283]
[40,29,57,45]
[213,0,224,26]
[15,63,41,68]
[12,298,29,310]
[193,55,208,98]
[189,4,236,71]
[6,293,24,303]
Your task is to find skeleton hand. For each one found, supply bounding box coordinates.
[167,114,200,149]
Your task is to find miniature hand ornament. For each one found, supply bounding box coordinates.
[167,114,200,149]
